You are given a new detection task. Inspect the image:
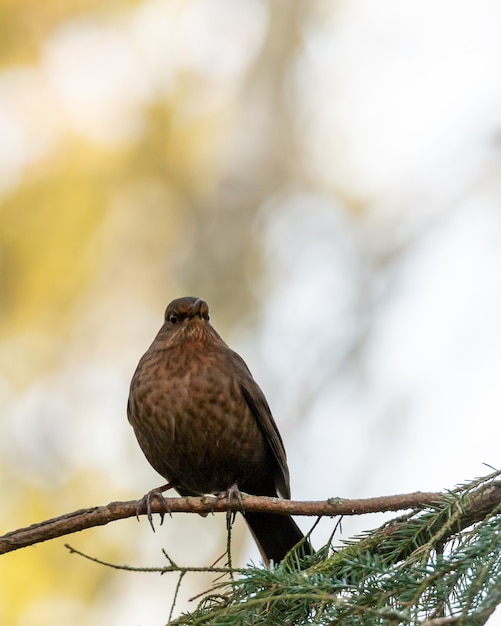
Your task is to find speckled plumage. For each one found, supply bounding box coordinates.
[127,296,311,564]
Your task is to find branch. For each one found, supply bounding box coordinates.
[0,490,450,555]
[1,483,500,557]
[313,480,501,572]
[0,491,440,556]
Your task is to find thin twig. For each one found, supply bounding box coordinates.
[64,544,245,575]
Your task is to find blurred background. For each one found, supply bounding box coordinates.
[2,0,501,623]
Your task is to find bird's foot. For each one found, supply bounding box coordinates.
[216,483,244,529]
[136,482,176,531]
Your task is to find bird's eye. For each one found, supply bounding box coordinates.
[168,313,178,324]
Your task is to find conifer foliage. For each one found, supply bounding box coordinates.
[173,471,501,625]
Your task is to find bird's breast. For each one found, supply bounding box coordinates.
[128,347,273,495]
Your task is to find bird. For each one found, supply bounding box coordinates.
[127,296,312,565]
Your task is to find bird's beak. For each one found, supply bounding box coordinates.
[188,298,209,320]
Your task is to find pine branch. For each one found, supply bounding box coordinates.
[1,481,500,557]
[0,491,443,555]
[314,480,501,576]
[4,473,501,625]
[174,473,501,625]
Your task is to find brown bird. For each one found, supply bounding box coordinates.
[127,296,312,565]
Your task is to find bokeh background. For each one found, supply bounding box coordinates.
[2,0,501,624]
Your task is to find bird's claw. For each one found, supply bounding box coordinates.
[136,485,174,531]
[217,483,244,529]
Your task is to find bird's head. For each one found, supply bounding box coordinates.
[160,296,214,343]
[164,296,209,324]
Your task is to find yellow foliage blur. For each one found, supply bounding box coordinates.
[0,0,269,622]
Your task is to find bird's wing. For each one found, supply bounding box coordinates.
[229,351,291,500]
[239,381,291,499]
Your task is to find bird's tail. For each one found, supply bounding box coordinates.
[244,512,313,566]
